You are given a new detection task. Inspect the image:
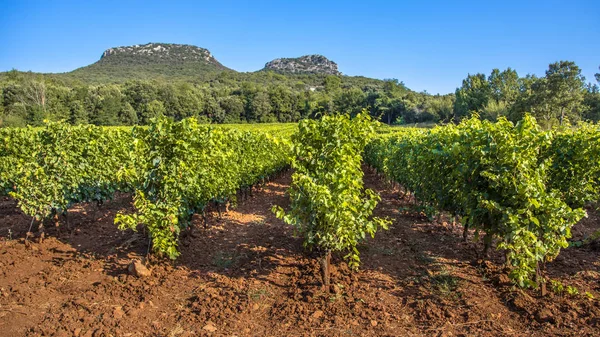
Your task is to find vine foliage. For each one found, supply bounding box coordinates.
[274,112,389,286]
[365,115,589,288]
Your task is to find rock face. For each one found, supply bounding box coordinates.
[263,55,341,75]
[97,42,227,69]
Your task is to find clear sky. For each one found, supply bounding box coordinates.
[1,0,598,94]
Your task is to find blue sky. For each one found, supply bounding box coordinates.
[1,0,598,94]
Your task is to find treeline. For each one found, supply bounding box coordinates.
[2,60,598,127]
[0,70,453,127]
[454,61,600,126]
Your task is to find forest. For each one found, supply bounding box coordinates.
[1,61,598,128]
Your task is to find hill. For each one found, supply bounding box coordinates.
[68,43,232,83]
[65,45,343,83]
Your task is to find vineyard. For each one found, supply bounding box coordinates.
[0,119,291,257]
[0,115,599,336]
[366,116,600,288]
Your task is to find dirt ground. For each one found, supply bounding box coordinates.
[0,169,598,337]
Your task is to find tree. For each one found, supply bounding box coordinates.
[453,73,491,120]
[69,100,89,125]
[123,81,159,119]
[46,85,72,122]
[249,91,274,122]
[119,102,138,125]
[219,95,244,123]
[334,87,367,118]
[509,74,539,122]
[489,68,520,105]
[374,79,409,123]
[382,78,407,98]
[140,100,166,124]
[90,85,123,125]
[6,79,49,125]
[323,75,341,94]
[544,61,586,124]
[161,82,203,120]
[425,94,454,122]
[0,86,4,121]
[583,83,600,122]
[268,85,294,122]
[482,100,508,121]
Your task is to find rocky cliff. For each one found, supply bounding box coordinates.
[263,55,340,75]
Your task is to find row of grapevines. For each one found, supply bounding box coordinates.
[545,122,600,207]
[365,115,587,287]
[115,116,291,259]
[0,123,132,224]
[274,112,389,286]
[0,127,37,196]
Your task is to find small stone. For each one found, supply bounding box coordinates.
[493,273,511,286]
[535,308,554,323]
[54,329,69,337]
[113,306,124,319]
[370,320,378,327]
[73,328,82,337]
[203,324,217,332]
[312,310,324,319]
[440,330,453,337]
[128,260,151,278]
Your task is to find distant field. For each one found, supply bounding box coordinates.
[17,121,436,136]
[216,122,298,135]
[100,122,298,136]
[376,123,437,135]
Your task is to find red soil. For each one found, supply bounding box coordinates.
[0,169,598,336]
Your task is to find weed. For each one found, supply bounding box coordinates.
[550,279,586,298]
[430,270,461,300]
[248,287,271,301]
[212,251,238,269]
[550,279,564,295]
[399,204,438,221]
[329,283,345,302]
[566,285,579,296]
